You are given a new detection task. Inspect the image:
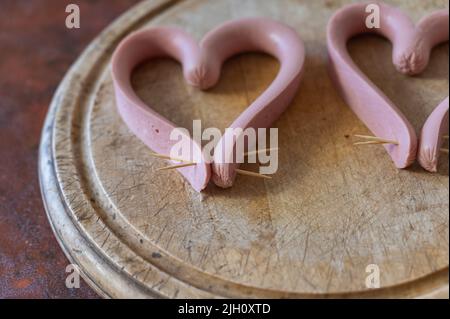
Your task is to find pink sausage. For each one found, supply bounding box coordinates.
[111,18,305,191]
[327,2,449,169]
[201,19,305,187]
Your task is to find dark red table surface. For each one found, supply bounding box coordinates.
[0,0,140,299]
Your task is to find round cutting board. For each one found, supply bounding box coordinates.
[39,0,449,298]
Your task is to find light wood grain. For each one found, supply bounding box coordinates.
[39,0,449,298]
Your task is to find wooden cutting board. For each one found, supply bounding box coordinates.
[39,0,449,298]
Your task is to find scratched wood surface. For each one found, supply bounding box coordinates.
[39,0,449,298]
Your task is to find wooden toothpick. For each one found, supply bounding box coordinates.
[353,134,399,145]
[157,163,197,171]
[443,135,449,140]
[441,148,449,154]
[235,169,272,179]
[150,153,193,163]
[158,164,272,179]
[354,141,393,146]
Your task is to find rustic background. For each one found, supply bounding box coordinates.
[1,0,448,299]
[0,0,140,299]
[39,0,449,298]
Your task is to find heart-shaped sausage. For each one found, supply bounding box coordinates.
[111,18,305,191]
[327,2,449,170]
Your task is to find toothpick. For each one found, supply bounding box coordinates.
[353,134,399,145]
[244,148,279,157]
[441,148,449,154]
[354,141,394,146]
[235,169,272,179]
[157,163,197,171]
[150,153,194,163]
[443,135,449,140]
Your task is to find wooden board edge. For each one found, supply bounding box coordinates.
[38,0,449,299]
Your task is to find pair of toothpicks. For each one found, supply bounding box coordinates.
[151,150,273,179]
[353,134,450,155]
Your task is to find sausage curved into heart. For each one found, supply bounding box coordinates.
[327,2,449,170]
[111,18,305,191]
